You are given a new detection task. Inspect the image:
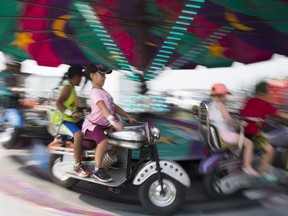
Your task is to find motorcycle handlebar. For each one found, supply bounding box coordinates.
[123,121,148,129]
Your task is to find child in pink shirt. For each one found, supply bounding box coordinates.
[82,64,135,182]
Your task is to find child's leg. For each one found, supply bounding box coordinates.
[258,143,275,174]
[242,138,259,175]
[85,127,112,182]
[94,138,109,169]
[92,138,113,182]
[242,138,254,169]
[250,133,275,174]
[73,131,83,164]
[219,130,258,175]
[84,127,108,169]
[62,121,83,165]
[62,121,89,177]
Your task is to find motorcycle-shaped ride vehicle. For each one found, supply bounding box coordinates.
[46,108,190,216]
[195,100,288,199]
[0,102,52,149]
[0,63,51,149]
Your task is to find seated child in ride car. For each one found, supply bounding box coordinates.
[209,83,258,176]
[56,65,90,178]
[82,64,135,183]
[240,81,288,176]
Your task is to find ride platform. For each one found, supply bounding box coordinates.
[66,169,128,187]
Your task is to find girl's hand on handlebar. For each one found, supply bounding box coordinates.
[228,119,238,128]
[240,120,248,127]
[127,116,136,124]
[114,122,124,131]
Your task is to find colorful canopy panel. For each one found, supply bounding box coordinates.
[0,0,288,81]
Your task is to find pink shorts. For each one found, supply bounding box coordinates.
[85,126,107,143]
[218,128,240,144]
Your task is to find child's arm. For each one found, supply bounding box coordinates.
[276,110,288,120]
[56,86,81,118]
[114,104,136,123]
[97,101,123,130]
[218,103,237,126]
[56,86,82,118]
[56,85,71,113]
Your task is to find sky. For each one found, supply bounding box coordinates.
[0,52,288,96]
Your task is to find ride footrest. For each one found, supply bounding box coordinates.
[66,168,127,187]
[219,172,261,194]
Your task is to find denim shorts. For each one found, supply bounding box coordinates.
[62,121,82,135]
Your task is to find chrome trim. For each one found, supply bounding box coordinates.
[133,160,190,187]
[48,146,95,157]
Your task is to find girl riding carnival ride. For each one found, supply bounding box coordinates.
[47,63,191,216]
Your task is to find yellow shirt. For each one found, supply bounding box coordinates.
[62,82,79,123]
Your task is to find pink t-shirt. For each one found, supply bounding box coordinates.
[82,88,115,133]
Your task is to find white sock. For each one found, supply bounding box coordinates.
[95,166,99,172]
[74,163,81,168]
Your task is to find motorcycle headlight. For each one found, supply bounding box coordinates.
[150,126,160,140]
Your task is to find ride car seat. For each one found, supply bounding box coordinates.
[198,100,242,152]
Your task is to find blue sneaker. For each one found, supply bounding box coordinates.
[259,173,277,183]
[91,168,113,182]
